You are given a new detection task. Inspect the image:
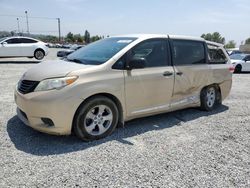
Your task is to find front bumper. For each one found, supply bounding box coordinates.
[57,52,66,57]
[14,87,82,135]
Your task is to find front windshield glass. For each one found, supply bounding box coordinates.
[67,37,137,65]
[0,37,7,43]
[230,54,246,60]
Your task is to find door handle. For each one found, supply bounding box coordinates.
[176,72,183,76]
[163,71,173,77]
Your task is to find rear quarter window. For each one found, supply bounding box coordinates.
[207,44,228,64]
[172,40,206,65]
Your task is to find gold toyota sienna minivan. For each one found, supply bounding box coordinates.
[15,34,233,141]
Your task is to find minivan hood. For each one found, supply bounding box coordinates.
[22,60,92,81]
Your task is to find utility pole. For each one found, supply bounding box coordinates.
[16,18,20,34]
[25,11,30,34]
[57,18,61,43]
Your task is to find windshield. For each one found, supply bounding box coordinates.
[67,37,137,65]
[230,54,247,60]
[0,37,7,43]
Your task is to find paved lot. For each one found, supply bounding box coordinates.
[0,50,250,187]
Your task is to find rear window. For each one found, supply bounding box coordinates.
[207,44,227,64]
[172,40,206,65]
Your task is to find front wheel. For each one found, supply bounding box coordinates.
[73,96,119,141]
[200,86,221,111]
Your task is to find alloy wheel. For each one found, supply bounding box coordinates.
[206,87,216,108]
[83,105,113,136]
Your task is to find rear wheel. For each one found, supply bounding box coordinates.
[234,64,242,73]
[200,85,221,111]
[73,96,119,141]
[34,49,45,60]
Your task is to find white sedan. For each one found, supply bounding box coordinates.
[0,36,49,60]
[230,54,250,73]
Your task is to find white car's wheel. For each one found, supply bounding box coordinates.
[234,64,242,73]
[34,49,45,60]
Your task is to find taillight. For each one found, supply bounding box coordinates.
[229,66,235,73]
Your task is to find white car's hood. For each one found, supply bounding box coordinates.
[22,60,92,81]
[231,59,243,64]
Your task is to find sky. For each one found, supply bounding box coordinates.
[0,0,250,46]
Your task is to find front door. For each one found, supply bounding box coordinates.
[0,38,21,57]
[125,39,175,117]
[242,55,250,71]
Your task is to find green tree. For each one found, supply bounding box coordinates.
[66,32,74,42]
[201,32,225,44]
[84,30,90,44]
[74,34,83,43]
[225,40,236,49]
[10,31,15,36]
[91,35,101,42]
[245,38,250,44]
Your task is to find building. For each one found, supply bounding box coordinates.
[240,44,250,53]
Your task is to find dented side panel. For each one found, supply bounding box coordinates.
[172,64,213,102]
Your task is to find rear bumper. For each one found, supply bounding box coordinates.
[219,80,232,101]
[44,47,49,56]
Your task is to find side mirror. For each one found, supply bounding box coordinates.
[1,42,7,46]
[127,58,146,70]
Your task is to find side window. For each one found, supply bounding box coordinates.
[129,39,169,67]
[245,56,250,61]
[5,38,20,44]
[172,40,206,65]
[207,45,227,64]
[19,38,37,43]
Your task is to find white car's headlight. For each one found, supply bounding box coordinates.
[34,76,78,92]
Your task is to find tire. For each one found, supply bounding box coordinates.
[234,64,242,73]
[73,96,119,141]
[34,49,45,60]
[200,85,220,111]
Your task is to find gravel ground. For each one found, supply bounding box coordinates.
[0,50,250,187]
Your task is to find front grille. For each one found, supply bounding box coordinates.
[18,80,39,94]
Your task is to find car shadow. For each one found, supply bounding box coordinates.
[7,105,229,156]
[0,61,41,64]
[234,71,250,74]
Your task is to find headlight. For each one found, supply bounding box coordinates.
[34,76,78,92]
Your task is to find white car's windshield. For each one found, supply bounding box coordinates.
[67,37,137,65]
[0,37,7,43]
[230,54,247,60]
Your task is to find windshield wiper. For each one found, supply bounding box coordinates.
[66,57,83,64]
